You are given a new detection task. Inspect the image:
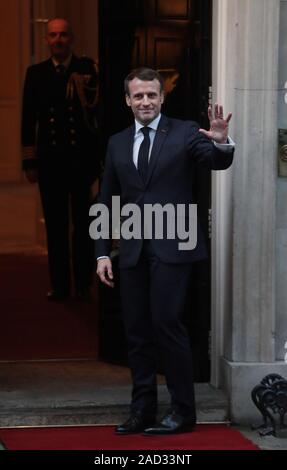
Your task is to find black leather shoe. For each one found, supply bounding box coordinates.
[46,290,69,301]
[115,414,156,435]
[143,410,196,435]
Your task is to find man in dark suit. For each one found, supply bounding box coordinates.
[22,18,100,301]
[96,68,234,434]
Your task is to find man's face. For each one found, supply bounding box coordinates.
[125,78,164,125]
[45,19,73,61]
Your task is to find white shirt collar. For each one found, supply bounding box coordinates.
[52,53,73,69]
[135,114,161,134]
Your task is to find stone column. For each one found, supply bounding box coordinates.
[276,0,287,362]
[212,0,286,423]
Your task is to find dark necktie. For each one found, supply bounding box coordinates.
[55,64,66,75]
[138,127,151,183]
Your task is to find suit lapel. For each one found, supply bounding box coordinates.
[145,115,170,187]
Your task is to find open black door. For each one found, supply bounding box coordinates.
[98,0,212,381]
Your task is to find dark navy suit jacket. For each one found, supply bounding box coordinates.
[96,114,233,268]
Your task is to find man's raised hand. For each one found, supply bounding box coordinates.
[199,103,232,144]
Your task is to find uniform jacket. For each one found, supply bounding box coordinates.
[21,54,99,182]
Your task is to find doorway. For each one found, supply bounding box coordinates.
[98,0,212,382]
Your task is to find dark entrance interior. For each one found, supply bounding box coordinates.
[98,0,212,382]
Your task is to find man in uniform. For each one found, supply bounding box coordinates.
[22,18,100,301]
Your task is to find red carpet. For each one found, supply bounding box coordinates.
[0,425,259,450]
[0,254,98,360]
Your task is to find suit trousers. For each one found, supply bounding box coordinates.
[120,240,196,420]
[38,159,94,293]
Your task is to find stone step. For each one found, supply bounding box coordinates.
[0,361,229,427]
[0,384,228,427]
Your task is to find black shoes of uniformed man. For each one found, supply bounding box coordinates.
[46,290,69,301]
[115,409,196,435]
[46,287,91,302]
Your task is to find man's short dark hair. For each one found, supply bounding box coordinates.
[124,67,164,95]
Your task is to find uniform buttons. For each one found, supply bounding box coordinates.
[49,118,55,123]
